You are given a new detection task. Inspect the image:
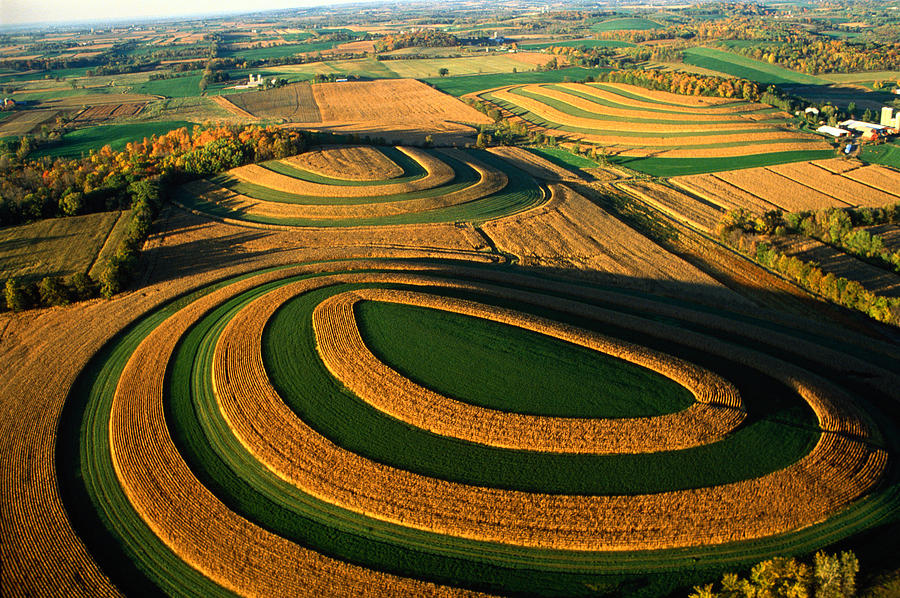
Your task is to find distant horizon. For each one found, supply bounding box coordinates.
[0,0,353,27]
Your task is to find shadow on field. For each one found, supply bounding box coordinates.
[139,209,278,286]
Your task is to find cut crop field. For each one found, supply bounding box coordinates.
[225,78,491,142]
[424,67,610,97]
[175,145,546,226]
[380,53,555,79]
[671,159,900,215]
[0,210,131,282]
[473,81,831,166]
[682,47,830,86]
[35,255,898,598]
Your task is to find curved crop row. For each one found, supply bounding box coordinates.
[283,145,404,182]
[233,146,453,198]
[312,287,744,454]
[61,259,898,597]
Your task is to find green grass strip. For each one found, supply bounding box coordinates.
[423,67,611,97]
[57,261,900,597]
[178,149,546,227]
[265,282,819,495]
[682,47,830,86]
[259,146,427,187]
[207,149,476,206]
[357,300,694,418]
[610,150,837,177]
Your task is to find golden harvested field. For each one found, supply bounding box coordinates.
[480,184,741,302]
[592,82,738,106]
[486,146,579,180]
[767,162,900,208]
[712,167,850,212]
[0,211,130,282]
[226,82,322,122]
[767,235,900,297]
[843,165,900,199]
[674,159,900,217]
[311,79,491,126]
[618,180,723,232]
[671,173,781,214]
[287,145,403,180]
[0,109,60,136]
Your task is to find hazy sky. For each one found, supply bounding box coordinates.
[0,0,333,26]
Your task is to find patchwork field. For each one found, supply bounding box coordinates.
[224,78,491,142]
[670,159,900,221]
[22,256,896,597]
[473,81,831,168]
[175,144,547,227]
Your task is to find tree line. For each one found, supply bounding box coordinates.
[691,550,859,598]
[718,207,900,326]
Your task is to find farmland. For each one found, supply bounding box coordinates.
[682,48,830,86]
[473,81,831,166]
[0,211,131,282]
[4,2,900,598]
[31,121,193,158]
[175,145,546,226]
[670,159,900,222]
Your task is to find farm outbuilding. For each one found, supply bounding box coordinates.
[816,125,850,138]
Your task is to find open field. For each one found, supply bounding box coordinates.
[380,53,556,79]
[862,143,900,170]
[474,81,831,166]
[670,159,900,216]
[224,79,490,141]
[0,109,60,136]
[0,211,130,282]
[424,67,610,97]
[31,121,192,159]
[682,47,830,86]
[176,146,544,226]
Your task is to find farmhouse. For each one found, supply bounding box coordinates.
[816,125,850,137]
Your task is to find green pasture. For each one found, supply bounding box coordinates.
[358,300,694,417]
[861,142,900,170]
[526,146,599,170]
[31,120,192,159]
[682,47,829,86]
[610,149,836,177]
[591,18,664,32]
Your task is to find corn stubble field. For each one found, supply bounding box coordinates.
[4,77,900,598]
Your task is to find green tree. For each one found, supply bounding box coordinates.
[59,191,84,216]
[5,277,30,312]
[38,276,69,307]
[438,67,449,77]
[69,272,96,300]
